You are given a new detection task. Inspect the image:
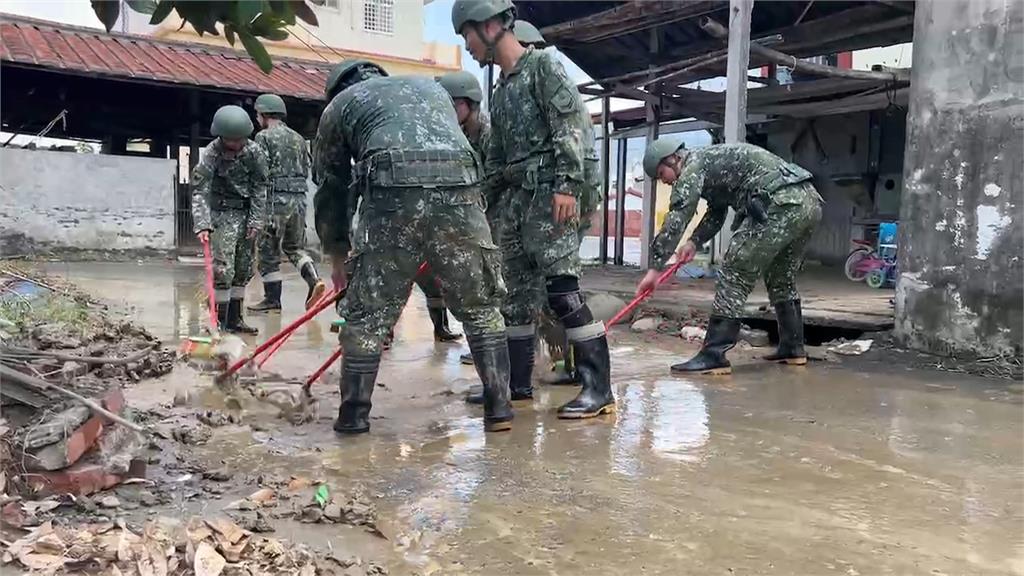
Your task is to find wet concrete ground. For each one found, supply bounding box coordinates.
[45,261,1024,575]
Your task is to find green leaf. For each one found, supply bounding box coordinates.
[236,0,266,25]
[148,1,175,24]
[90,0,121,32]
[224,24,237,46]
[292,0,318,26]
[238,28,274,73]
[314,484,329,508]
[125,0,158,15]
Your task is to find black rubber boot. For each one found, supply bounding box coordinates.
[763,300,808,365]
[466,333,513,432]
[226,299,258,335]
[557,334,615,419]
[460,352,474,365]
[429,307,463,342]
[334,353,379,435]
[247,281,282,312]
[466,334,534,404]
[671,316,741,375]
[300,262,327,310]
[216,301,230,332]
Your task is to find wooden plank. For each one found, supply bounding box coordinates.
[541,1,723,44]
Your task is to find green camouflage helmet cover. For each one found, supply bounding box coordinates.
[254,93,287,116]
[513,20,546,47]
[437,71,484,103]
[210,105,254,139]
[643,137,687,178]
[451,0,515,34]
[324,59,388,100]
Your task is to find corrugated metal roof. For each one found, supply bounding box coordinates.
[0,15,331,101]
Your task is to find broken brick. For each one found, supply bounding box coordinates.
[26,459,146,497]
[23,388,126,472]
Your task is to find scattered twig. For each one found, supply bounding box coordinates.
[0,364,145,433]
[0,267,60,293]
[2,344,156,366]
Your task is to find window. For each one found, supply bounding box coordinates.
[363,0,395,35]
[322,0,339,9]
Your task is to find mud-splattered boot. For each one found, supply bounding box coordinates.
[763,300,808,365]
[300,262,327,310]
[671,316,740,375]
[429,307,463,342]
[557,332,615,419]
[466,333,513,432]
[465,333,534,405]
[334,353,379,435]
[226,299,258,335]
[216,301,230,332]
[247,281,282,313]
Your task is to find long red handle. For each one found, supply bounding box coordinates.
[201,237,219,332]
[305,346,343,387]
[300,260,431,386]
[216,289,342,381]
[257,290,335,369]
[606,258,688,328]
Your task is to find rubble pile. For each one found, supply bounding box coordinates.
[0,514,389,575]
[0,267,173,499]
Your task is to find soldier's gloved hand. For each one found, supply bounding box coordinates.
[552,193,577,225]
[246,226,259,240]
[196,230,210,244]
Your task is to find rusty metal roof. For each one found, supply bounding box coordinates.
[0,14,331,101]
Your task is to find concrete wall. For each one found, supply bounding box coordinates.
[0,149,176,251]
[896,0,1024,357]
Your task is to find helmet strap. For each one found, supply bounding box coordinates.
[473,19,509,64]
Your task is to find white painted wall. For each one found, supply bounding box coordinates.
[0,149,176,251]
[853,43,913,70]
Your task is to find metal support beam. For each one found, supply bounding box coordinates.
[599,95,612,265]
[715,0,753,262]
[485,64,494,110]
[614,137,628,266]
[639,100,660,269]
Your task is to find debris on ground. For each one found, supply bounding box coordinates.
[630,316,665,333]
[0,266,173,499]
[679,326,707,341]
[826,339,874,356]
[739,326,770,347]
[0,514,386,575]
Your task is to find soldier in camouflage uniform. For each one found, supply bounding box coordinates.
[191,105,268,335]
[247,94,327,314]
[637,139,823,375]
[453,0,615,419]
[313,59,513,435]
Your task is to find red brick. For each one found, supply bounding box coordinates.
[23,388,126,472]
[26,459,146,497]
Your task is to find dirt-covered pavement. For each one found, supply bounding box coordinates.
[8,260,1023,575]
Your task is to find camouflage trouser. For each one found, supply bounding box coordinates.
[714,181,823,318]
[339,186,506,355]
[257,193,312,282]
[210,209,255,303]
[499,187,582,327]
[412,266,445,310]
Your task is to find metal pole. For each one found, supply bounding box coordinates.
[714,0,753,262]
[599,95,611,264]
[485,64,494,109]
[614,137,627,266]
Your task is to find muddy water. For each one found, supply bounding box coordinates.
[47,262,1024,575]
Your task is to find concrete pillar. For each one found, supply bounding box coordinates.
[895,0,1023,357]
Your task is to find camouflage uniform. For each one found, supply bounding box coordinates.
[191,138,268,307]
[488,46,614,418]
[254,123,313,281]
[314,71,512,433]
[650,143,823,318]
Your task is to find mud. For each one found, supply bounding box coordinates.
[34,262,1024,575]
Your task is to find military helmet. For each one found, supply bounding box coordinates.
[324,59,388,99]
[210,105,254,139]
[451,0,515,34]
[513,20,546,47]
[643,137,686,178]
[437,71,484,103]
[254,93,287,116]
